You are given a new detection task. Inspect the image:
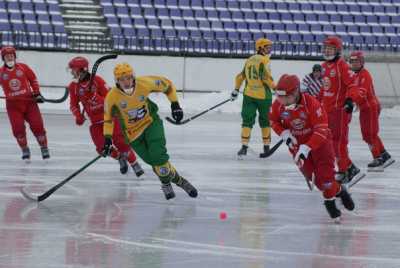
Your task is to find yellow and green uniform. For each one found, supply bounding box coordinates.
[104,75,179,183]
[235,54,275,146]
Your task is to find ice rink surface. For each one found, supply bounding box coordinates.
[0,107,399,268]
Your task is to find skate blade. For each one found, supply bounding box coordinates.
[368,166,384,172]
[348,173,366,188]
[383,159,395,169]
[237,155,244,160]
[333,217,341,224]
[24,159,31,164]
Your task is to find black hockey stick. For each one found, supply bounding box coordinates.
[0,88,69,103]
[20,155,102,202]
[259,139,284,158]
[80,54,118,118]
[165,98,231,125]
[41,88,69,103]
[88,54,118,89]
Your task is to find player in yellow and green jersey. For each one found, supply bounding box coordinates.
[231,38,276,158]
[102,63,198,200]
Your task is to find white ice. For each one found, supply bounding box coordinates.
[0,93,399,268]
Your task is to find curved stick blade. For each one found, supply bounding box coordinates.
[20,187,39,202]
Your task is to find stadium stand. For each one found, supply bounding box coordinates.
[0,0,399,57]
[0,0,68,49]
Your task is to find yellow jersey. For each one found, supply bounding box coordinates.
[235,54,275,100]
[104,75,178,142]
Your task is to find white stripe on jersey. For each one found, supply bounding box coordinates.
[301,74,323,97]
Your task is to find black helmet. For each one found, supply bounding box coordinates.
[312,64,322,72]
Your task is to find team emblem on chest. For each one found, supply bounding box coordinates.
[291,118,305,130]
[2,73,9,81]
[120,100,127,109]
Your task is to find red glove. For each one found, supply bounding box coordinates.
[75,113,85,126]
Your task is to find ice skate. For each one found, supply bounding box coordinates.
[343,163,365,185]
[336,186,355,211]
[22,147,31,163]
[367,157,384,172]
[175,176,198,198]
[259,145,270,158]
[40,147,50,160]
[237,145,248,160]
[118,156,128,174]
[324,199,341,223]
[161,183,175,200]
[381,150,395,169]
[131,161,144,177]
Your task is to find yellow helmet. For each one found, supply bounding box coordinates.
[255,38,272,51]
[114,63,134,80]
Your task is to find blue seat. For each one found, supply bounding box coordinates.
[164,29,176,38]
[195,10,207,21]
[123,27,136,36]
[290,33,301,42]
[239,1,252,12]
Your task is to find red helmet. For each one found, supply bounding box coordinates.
[68,56,89,71]
[275,74,300,96]
[1,46,16,60]
[323,36,343,51]
[350,50,365,66]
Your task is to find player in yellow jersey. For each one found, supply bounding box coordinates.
[102,63,198,200]
[231,38,275,158]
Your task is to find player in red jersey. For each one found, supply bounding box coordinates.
[270,74,355,221]
[0,46,49,161]
[345,51,394,171]
[67,56,144,177]
[320,36,361,183]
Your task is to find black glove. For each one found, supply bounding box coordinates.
[343,98,354,113]
[102,137,112,157]
[171,102,183,123]
[230,89,239,101]
[33,93,44,103]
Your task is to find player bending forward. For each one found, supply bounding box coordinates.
[270,74,355,222]
[0,46,50,161]
[67,56,143,177]
[103,63,198,200]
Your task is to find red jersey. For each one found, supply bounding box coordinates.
[68,75,109,124]
[320,58,356,112]
[0,63,40,100]
[347,68,380,110]
[270,93,331,151]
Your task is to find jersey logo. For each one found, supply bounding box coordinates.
[322,77,331,91]
[119,100,127,109]
[290,118,305,130]
[329,69,336,77]
[127,105,147,123]
[2,73,9,80]
[79,87,85,96]
[138,95,145,102]
[281,111,290,119]
[9,79,21,91]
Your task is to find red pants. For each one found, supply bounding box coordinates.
[89,120,137,164]
[295,140,340,199]
[6,100,47,149]
[328,108,352,172]
[359,106,384,158]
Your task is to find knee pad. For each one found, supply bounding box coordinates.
[153,162,176,183]
[321,180,340,199]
